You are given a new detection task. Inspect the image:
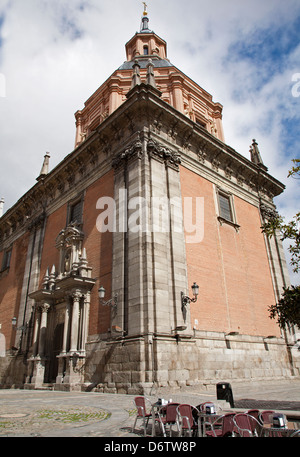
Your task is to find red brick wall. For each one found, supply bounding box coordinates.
[82,169,114,335]
[0,232,30,348]
[180,166,280,337]
[38,170,114,336]
[39,204,66,288]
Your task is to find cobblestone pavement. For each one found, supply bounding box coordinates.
[0,379,299,437]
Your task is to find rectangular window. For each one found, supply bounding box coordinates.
[219,193,233,222]
[67,196,83,226]
[196,119,206,129]
[216,188,240,231]
[2,247,12,271]
[70,201,82,224]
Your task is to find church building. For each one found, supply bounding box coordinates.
[0,9,298,392]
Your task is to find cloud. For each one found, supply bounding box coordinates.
[0,0,299,284]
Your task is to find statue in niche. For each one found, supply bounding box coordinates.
[64,248,71,274]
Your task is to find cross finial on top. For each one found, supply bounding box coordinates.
[142,2,148,16]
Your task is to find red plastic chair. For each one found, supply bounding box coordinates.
[157,402,180,436]
[233,413,262,437]
[132,396,153,436]
[205,413,237,437]
[246,409,260,421]
[177,404,199,437]
[259,410,275,424]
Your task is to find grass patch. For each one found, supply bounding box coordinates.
[38,408,110,423]
[127,408,137,417]
[0,421,13,429]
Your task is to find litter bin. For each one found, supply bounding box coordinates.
[216,382,234,408]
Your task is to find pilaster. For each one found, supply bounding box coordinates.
[111,131,189,340]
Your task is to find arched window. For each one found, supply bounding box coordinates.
[143,45,149,55]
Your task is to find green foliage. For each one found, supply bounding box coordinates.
[262,211,300,274]
[287,159,300,179]
[261,159,300,328]
[268,286,300,329]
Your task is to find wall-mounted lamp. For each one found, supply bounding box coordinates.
[171,325,187,343]
[181,282,199,312]
[171,326,187,333]
[98,286,118,312]
[11,317,28,332]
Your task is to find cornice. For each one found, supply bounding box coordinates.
[139,87,285,199]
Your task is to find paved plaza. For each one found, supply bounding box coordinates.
[0,378,299,438]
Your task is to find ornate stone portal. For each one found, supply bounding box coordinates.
[27,224,96,390]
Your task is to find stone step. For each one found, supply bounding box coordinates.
[36,384,54,391]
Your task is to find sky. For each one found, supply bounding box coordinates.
[0,0,299,284]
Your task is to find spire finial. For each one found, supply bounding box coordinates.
[146,59,157,88]
[37,152,50,181]
[140,2,151,32]
[249,139,268,171]
[250,139,264,165]
[131,60,142,88]
[142,2,148,16]
[0,197,4,218]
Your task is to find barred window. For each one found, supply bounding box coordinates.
[67,197,83,226]
[2,247,12,270]
[219,193,233,222]
[70,201,82,224]
[216,188,239,232]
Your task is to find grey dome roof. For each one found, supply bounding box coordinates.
[118,57,173,71]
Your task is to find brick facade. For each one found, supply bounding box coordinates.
[180,167,281,337]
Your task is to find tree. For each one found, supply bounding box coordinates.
[262,211,300,274]
[261,159,300,328]
[268,286,300,329]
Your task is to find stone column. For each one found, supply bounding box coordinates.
[38,303,50,357]
[70,291,81,353]
[79,292,90,354]
[108,77,120,113]
[170,73,184,113]
[61,301,71,355]
[31,305,41,357]
[75,111,83,147]
[30,302,50,387]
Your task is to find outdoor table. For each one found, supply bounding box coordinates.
[262,420,300,437]
[151,402,166,437]
[197,412,223,437]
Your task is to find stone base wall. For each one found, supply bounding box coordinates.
[0,330,299,391]
[0,353,28,388]
[83,330,299,394]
